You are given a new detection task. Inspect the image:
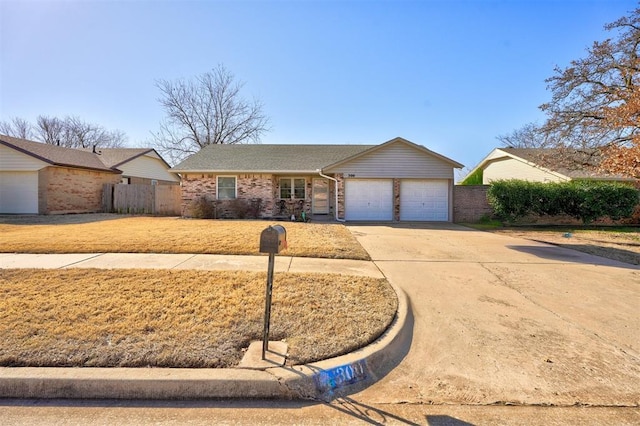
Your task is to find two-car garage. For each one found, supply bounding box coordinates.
[320,137,463,222]
[344,179,450,221]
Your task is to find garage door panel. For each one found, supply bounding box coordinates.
[345,179,393,221]
[400,180,449,221]
[0,171,39,214]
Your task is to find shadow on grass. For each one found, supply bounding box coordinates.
[507,244,639,269]
[0,213,129,226]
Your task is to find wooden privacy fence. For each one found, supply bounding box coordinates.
[103,184,181,216]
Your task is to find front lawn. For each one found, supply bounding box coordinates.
[0,214,369,260]
[0,269,397,368]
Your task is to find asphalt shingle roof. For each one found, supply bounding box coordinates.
[88,148,153,168]
[0,135,117,172]
[171,144,377,172]
[501,147,631,180]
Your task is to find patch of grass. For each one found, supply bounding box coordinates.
[0,269,397,368]
[0,215,370,260]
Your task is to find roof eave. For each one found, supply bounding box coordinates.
[170,169,325,174]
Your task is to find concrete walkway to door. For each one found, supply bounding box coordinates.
[345,223,639,407]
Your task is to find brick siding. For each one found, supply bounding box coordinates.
[39,166,121,214]
[452,185,492,223]
[181,173,275,218]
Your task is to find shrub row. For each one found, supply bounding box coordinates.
[189,197,263,219]
[487,180,640,224]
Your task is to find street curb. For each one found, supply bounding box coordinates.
[0,282,412,401]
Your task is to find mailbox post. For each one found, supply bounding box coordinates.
[259,225,287,360]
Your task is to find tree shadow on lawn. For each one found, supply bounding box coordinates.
[507,243,639,269]
[0,213,126,226]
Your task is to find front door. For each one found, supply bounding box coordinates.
[312,178,329,214]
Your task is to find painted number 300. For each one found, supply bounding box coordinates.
[315,360,368,393]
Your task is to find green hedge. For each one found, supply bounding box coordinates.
[487,179,639,224]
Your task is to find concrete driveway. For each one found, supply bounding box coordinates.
[346,223,640,407]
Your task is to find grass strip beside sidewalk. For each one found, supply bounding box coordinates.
[0,269,397,368]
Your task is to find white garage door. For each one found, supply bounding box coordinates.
[400,180,449,221]
[0,171,39,214]
[345,179,393,221]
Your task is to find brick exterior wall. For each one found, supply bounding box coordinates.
[181,174,343,219]
[39,166,121,214]
[181,173,275,218]
[335,174,345,220]
[452,185,492,223]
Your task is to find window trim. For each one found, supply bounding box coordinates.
[279,177,306,199]
[217,175,237,200]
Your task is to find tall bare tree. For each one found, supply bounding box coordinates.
[0,115,127,149]
[497,122,551,148]
[153,64,270,164]
[0,117,34,140]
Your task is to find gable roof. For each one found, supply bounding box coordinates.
[171,144,376,173]
[466,147,636,182]
[0,134,117,173]
[88,148,154,169]
[170,137,463,173]
[0,135,174,176]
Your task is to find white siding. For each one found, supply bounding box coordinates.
[0,171,39,213]
[483,158,567,184]
[0,144,47,171]
[326,143,454,179]
[118,154,180,182]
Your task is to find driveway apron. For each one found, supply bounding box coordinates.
[347,223,640,407]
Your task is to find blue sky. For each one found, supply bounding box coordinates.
[0,0,636,175]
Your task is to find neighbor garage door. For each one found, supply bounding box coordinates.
[345,179,393,221]
[400,180,449,221]
[0,171,39,214]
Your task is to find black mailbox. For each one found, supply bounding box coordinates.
[259,225,287,254]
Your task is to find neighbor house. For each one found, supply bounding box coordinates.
[171,137,463,221]
[0,135,178,214]
[464,147,638,184]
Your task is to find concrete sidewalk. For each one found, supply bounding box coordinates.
[0,252,405,401]
[0,252,384,278]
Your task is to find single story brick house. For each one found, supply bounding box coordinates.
[465,147,637,184]
[0,135,179,214]
[171,137,463,221]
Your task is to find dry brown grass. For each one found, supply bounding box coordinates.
[0,214,369,260]
[0,269,397,368]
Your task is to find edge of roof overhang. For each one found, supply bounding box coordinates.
[170,169,327,175]
[323,136,464,171]
[0,138,120,173]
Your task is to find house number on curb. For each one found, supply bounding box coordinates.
[314,359,369,394]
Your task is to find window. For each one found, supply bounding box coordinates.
[217,176,236,199]
[280,178,306,199]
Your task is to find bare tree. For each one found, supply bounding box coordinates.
[1,115,127,148]
[0,117,34,140]
[153,64,270,164]
[35,115,66,145]
[62,116,126,148]
[496,122,552,148]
